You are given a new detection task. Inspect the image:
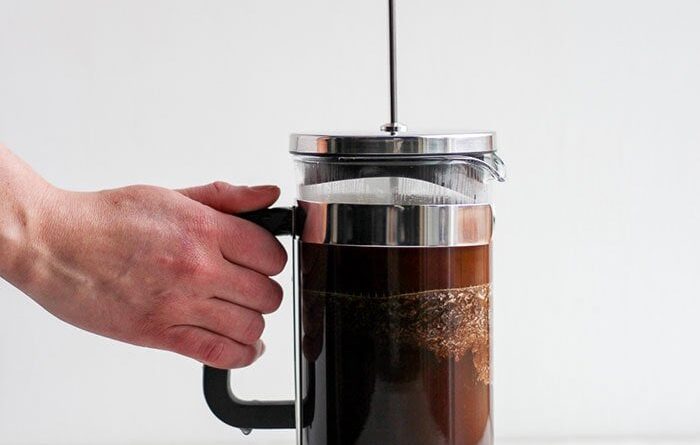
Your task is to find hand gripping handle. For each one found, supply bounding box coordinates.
[202,207,302,430]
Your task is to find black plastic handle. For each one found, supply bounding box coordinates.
[202,206,300,430]
[236,207,298,236]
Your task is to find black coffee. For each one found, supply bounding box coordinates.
[300,243,492,445]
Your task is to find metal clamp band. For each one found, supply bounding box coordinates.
[299,201,493,247]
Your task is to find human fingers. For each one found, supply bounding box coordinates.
[164,324,265,369]
[178,182,279,214]
[188,297,265,346]
[216,214,287,276]
[210,260,284,314]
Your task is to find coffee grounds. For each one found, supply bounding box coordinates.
[305,283,491,384]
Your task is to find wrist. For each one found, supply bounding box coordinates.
[0,145,60,288]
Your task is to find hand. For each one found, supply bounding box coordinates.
[0,146,286,369]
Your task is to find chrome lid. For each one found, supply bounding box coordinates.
[289,132,496,156]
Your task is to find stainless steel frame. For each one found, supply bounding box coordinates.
[299,201,493,247]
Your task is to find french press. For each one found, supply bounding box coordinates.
[202,2,506,444]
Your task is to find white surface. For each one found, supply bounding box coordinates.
[499,442,700,445]
[1,0,700,444]
[192,440,700,445]
[196,440,700,445]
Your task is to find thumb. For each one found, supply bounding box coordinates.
[178,181,280,214]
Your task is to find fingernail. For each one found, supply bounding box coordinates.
[249,185,278,193]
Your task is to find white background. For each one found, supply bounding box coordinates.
[1,0,699,444]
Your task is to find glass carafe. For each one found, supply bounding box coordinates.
[203,132,506,445]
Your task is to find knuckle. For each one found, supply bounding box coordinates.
[261,280,283,314]
[169,244,211,278]
[165,327,227,367]
[175,255,204,277]
[241,275,282,313]
[231,346,258,369]
[194,304,225,333]
[240,273,266,298]
[240,229,287,276]
[240,313,265,344]
[199,338,226,366]
[210,181,232,195]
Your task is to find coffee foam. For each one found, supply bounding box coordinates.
[305,283,491,384]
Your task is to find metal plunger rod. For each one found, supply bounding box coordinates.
[382,0,406,133]
[388,0,398,124]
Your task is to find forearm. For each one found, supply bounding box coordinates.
[0,145,55,289]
